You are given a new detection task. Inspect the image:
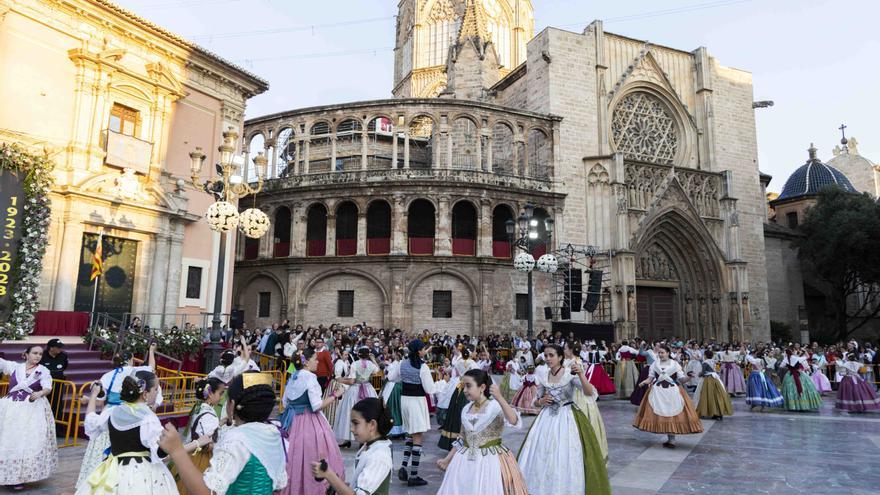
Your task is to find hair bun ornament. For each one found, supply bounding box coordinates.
[136,378,147,393]
[203,384,212,400]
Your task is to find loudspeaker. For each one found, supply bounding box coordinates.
[564,268,583,309]
[560,306,571,320]
[583,269,603,313]
[230,309,244,329]
[543,306,553,320]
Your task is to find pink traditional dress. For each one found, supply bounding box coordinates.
[0,359,58,486]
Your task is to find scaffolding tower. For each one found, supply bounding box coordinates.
[550,244,614,323]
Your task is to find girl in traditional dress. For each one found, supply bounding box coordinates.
[334,348,380,447]
[780,349,823,411]
[518,345,611,495]
[615,341,639,399]
[380,349,406,438]
[76,371,175,495]
[0,347,57,491]
[583,345,616,396]
[510,366,539,415]
[718,344,747,396]
[279,349,345,495]
[438,348,477,451]
[632,344,704,449]
[630,342,657,405]
[436,370,528,495]
[172,377,226,494]
[397,340,437,487]
[76,344,158,489]
[810,355,832,395]
[312,397,394,495]
[835,354,880,413]
[323,349,350,427]
[498,360,518,402]
[161,372,288,495]
[692,350,733,420]
[745,350,784,410]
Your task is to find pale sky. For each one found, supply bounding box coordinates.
[116,0,878,192]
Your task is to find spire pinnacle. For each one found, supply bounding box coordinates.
[458,0,490,42]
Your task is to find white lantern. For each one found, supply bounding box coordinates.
[205,201,239,233]
[238,208,270,238]
[536,254,558,273]
[514,252,535,272]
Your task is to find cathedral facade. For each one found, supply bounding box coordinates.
[234,0,771,342]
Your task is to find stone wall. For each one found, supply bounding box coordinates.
[763,231,804,332]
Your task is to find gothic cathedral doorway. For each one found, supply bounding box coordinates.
[636,286,676,342]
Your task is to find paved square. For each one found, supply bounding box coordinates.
[17,396,879,494]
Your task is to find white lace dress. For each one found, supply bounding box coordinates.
[333,360,378,441]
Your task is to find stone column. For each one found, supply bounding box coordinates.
[286,267,301,325]
[288,204,297,257]
[390,263,408,330]
[53,216,85,311]
[485,134,493,172]
[148,232,171,326]
[478,266,495,334]
[259,207,273,259]
[361,129,369,170]
[163,231,185,318]
[436,195,451,256]
[356,212,367,256]
[326,214,337,257]
[403,133,410,169]
[330,136,338,172]
[292,202,306,257]
[303,140,311,174]
[391,126,399,169]
[391,195,407,255]
[478,198,492,257]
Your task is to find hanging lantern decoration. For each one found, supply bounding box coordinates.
[514,252,536,272]
[238,207,270,238]
[536,254,559,273]
[205,201,239,233]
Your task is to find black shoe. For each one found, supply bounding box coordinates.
[397,467,409,481]
[407,476,428,486]
[662,441,676,449]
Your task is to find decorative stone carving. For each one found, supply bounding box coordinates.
[627,288,636,322]
[587,163,609,184]
[611,92,678,165]
[429,0,456,21]
[624,162,721,217]
[636,244,678,281]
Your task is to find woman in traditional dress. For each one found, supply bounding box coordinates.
[323,349,350,427]
[76,344,158,489]
[510,366,539,415]
[171,377,226,494]
[162,372,288,495]
[279,349,345,495]
[76,371,175,495]
[745,350,784,410]
[334,348,380,447]
[312,397,394,495]
[397,340,437,487]
[0,346,57,491]
[436,370,529,495]
[810,355,832,395]
[498,359,518,402]
[629,342,657,405]
[582,345,616,396]
[692,350,733,420]
[380,349,406,438]
[835,354,880,413]
[780,350,823,412]
[632,344,704,449]
[615,341,639,399]
[718,344,747,396]
[518,345,611,495]
[438,348,477,451]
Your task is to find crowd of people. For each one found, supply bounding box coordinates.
[1,322,879,493]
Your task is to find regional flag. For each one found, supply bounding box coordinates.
[90,237,104,281]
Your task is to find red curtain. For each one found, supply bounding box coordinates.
[307,240,326,257]
[244,244,259,260]
[33,311,90,336]
[492,241,511,258]
[368,238,390,255]
[409,237,434,255]
[452,238,476,256]
[336,239,357,256]
[273,242,290,257]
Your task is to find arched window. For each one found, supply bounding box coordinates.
[246,134,265,182]
[492,205,514,258]
[336,119,362,171]
[336,201,358,256]
[244,236,259,260]
[451,201,477,256]
[492,123,514,175]
[367,200,391,255]
[273,207,291,257]
[309,121,332,173]
[408,116,435,169]
[451,117,478,170]
[530,207,550,258]
[306,203,327,257]
[407,199,435,255]
[276,128,296,177]
[528,129,551,180]
[366,117,394,170]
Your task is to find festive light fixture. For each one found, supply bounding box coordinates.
[205,201,239,232]
[514,252,536,272]
[238,207,270,238]
[536,253,559,273]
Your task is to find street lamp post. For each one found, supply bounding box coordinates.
[189,127,269,371]
[506,204,554,339]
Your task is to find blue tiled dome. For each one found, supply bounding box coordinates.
[776,144,856,201]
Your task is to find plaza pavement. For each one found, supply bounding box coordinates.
[16,394,880,494]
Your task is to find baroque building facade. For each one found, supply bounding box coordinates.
[0,0,267,328]
[235,0,771,342]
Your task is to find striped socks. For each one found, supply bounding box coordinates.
[409,443,423,477]
[401,439,413,469]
